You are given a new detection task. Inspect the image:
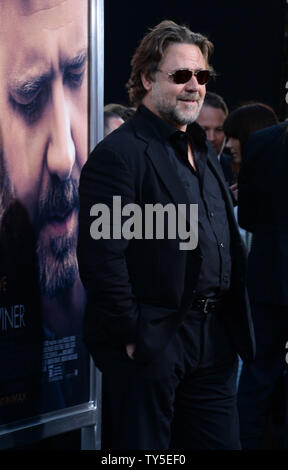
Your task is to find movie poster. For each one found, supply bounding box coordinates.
[0,0,90,424]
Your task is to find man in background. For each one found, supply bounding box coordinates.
[237,122,288,449]
[104,111,124,137]
[104,102,136,122]
[197,91,234,184]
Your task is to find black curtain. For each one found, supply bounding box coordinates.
[104,0,287,120]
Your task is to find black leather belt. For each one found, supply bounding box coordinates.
[190,297,225,314]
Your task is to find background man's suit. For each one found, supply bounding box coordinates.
[237,122,288,449]
[219,152,234,186]
[77,107,255,449]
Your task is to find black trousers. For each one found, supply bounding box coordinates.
[91,308,240,450]
[237,302,288,449]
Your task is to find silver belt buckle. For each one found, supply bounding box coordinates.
[203,298,211,314]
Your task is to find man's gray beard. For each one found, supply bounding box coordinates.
[153,92,203,127]
[36,228,78,299]
[0,148,78,299]
[160,105,201,127]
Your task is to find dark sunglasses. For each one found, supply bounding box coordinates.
[158,68,211,85]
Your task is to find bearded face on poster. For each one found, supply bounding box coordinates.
[0,0,88,337]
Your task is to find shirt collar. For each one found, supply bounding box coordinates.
[138,104,207,149]
[138,104,176,141]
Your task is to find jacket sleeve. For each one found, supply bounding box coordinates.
[77,145,139,347]
[237,134,262,233]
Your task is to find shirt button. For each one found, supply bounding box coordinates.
[210,212,214,217]
[219,242,224,248]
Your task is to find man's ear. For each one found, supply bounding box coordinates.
[141,72,153,91]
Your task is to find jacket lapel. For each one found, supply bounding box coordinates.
[146,138,191,206]
[207,151,247,269]
[207,152,236,222]
[132,113,195,226]
[132,111,238,242]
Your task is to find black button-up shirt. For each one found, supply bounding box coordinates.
[139,105,231,298]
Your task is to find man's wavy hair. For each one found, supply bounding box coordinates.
[126,20,215,108]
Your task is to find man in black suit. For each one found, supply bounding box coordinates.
[196,92,234,185]
[77,20,255,450]
[237,122,288,449]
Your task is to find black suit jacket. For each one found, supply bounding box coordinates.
[77,109,255,363]
[219,152,234,186]
[238,122,288,305]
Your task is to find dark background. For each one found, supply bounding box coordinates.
[13,1,287,450]
[104,0,288,120]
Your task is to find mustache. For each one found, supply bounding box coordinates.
[37,176,79,229]
[177,92,200,102]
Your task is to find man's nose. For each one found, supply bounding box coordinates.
[206,129,215,141]
[184,73,200,91]
[47,83,75,180]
